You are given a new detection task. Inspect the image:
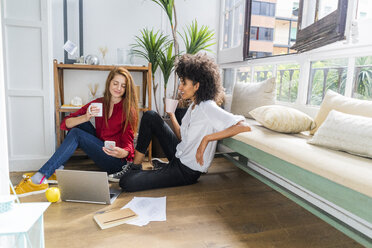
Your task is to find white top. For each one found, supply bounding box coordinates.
[176,100,245,172]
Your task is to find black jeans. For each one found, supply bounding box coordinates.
[119,111,201,192]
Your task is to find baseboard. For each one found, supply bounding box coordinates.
[9,156,50,172]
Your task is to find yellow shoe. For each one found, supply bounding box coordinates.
[11,176,48,197]
[23,172,58,184]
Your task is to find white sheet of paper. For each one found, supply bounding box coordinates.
[122,196,166,226]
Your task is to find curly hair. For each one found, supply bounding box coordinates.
[175,53,224,105]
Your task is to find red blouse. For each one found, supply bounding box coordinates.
[60,98,134,161]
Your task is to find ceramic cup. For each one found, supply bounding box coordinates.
[88,102,103,117]
[165,98,179,113]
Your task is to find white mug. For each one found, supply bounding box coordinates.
[165,98,179,113]
[88,102,103,117]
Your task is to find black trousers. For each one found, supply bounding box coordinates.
[119,111,201,192]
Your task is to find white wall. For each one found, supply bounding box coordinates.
[0,5,10,194]
[52,0,220,115]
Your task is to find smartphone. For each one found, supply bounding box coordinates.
[104,141,116,150]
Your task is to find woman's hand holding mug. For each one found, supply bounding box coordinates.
[86,102,103,120]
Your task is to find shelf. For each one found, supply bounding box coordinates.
[53,59,152,155]
[56,63,149,71]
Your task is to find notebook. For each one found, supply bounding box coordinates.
[93,208,138,229]
[56,169,121,204]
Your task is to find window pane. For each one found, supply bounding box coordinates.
[253,65,274,82]
[236,67,251,83]
[223,11,233,49]
[260,2,270,16]
[356,0,372,19]
[276,64,299,102]
[233,2,244,47]
[250,27,258,40]
[249,0,299,59]
[223,68,235,94]
[252,1,260,15]
[222,68,235,111]
[353,56,372,100]
[270,3,276,16]
[225,0,234,10]
[221,0,244,50]
[308,59,348,105]
[318,0,338,21]
[258,28,273,41]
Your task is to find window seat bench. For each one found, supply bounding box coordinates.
[219,119,372,246]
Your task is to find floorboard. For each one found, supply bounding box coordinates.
[10,157,362,248]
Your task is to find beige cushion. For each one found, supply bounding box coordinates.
[308,110,372,158]
[230,78,276,119]
[311,90,372,134]
[250,105,315,133]
[232,119,372,198]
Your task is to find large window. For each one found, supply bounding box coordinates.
[308,58,347,105]
[220,0,372,110]
[353,56,372,100]
[277,64,299,103]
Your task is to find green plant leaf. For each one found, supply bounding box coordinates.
[131,28,171,75]
[180,19,216,54]
[159,43,177,90]
[150,0,174,25]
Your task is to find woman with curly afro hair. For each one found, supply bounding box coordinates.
[110,53,251,192]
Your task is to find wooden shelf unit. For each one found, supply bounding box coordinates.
[53,60,152,150]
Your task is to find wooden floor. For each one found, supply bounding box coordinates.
[10,157,362,248]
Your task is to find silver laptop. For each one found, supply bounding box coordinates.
[56,169,121,204]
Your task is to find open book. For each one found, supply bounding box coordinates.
[93,208,138,229]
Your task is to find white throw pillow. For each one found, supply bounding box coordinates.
[250,105,315,133]
[308,110,372,158]
[311,90,372,134]
[230,78,276,119]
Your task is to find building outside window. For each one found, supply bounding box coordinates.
[248,0,299,58]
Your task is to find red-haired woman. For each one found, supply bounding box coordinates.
[12,67,138,196]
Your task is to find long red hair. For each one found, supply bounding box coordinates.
[102,67,139,133]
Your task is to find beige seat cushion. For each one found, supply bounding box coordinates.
[311,90,372,134]
[232,119,372,197]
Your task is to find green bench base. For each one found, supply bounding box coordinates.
[221,138,372,247]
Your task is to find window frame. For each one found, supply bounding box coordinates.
[218,0,248,64]
[292,0,349,52]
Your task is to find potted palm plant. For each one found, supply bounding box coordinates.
[131,3,215,157]
[131,28,171,113]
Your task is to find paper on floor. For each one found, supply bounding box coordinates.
[121,196,166,226]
